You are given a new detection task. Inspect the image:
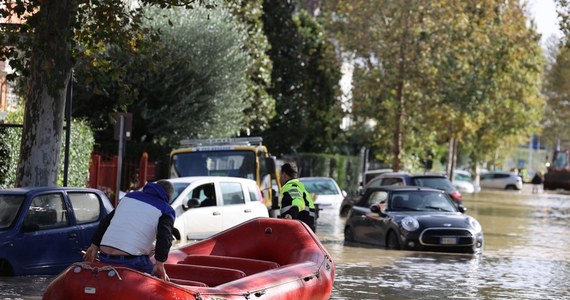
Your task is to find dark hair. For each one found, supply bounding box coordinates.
[281,162,298,178]
[156,180,174,198]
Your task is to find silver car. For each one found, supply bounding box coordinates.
[479,171,523,190]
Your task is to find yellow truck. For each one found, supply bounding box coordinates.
[169,137,281,215]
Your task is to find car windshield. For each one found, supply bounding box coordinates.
[413,177,455,190]
[454,173,473,183]
[301,178,339,195]
[389,191,457,212]
[170,182,191,204]
[170,150,256,180]
[0,195,25,229]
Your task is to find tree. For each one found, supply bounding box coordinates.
[0,0,215,187]
[262,1,343,155]
[73,5,251,145]
[330,0,544,174]
[224,0,276,135]
[542,44,570,148]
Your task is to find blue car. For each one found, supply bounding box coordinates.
[0,187,114,276]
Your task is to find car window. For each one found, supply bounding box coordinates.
[390,191,456,212]
[248,183,261,203]
[221,182,245,205]
[382,177,403,186]
[192,183,216,207]
[68,192,101,224]
[414,177,454,189]
[0,195,24,229]
[23,193,68,230]
[171,182,191,204]
[454,173,472,182]
[302,179,338,195]
[480,173,491,180]
[365,177,383,189]
[366,191,388,206]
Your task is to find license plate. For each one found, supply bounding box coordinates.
[441,237,457,244]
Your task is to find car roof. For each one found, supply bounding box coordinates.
[379,172,448,178]
[365,186,445,193]
[299,177,336,181]
[166,176,257,184]
[0,187,103,195]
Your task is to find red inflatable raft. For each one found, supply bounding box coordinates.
[43,217,335,300]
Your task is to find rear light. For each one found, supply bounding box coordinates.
[450,192,462,200]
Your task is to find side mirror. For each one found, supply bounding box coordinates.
[342,190,347,197]
[183,198,201,210]
[370,204,381,213]
[458,204,467,213]
[266,157,276,175]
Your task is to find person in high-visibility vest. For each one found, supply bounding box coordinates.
[279,162,316,232]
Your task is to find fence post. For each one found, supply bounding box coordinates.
[112,155,119,206]
[139,152,149,187]
[88,154,101,189]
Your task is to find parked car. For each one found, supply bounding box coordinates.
[344,186,484,254]
[340,172,461,217]
[453,169,481,194]
[362,168,393,186]
[479,171,523,190]
[299,177,346,211]
[166,176,269,242]
[0,187,114,276]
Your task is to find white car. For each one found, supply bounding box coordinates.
[479,171,523,190]
[166,176,269,242]
[299,177,347,211]
[453,170,481,193]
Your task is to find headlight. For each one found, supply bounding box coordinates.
[466,217,482,231]
[401,216,419,232]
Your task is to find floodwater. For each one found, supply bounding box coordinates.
[2,187,570,299]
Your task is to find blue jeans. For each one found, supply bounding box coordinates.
[99,253,154,274]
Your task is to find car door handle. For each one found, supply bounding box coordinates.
[212,211,221,216]
[244,209,252,213]
[68,233,77,239]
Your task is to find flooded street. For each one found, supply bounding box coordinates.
[2,187,570,299]
[320,187,570,299]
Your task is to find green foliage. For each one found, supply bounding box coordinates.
[284,152,361,194]
[262,1,343,155]
[331,0,545,172]
[0,110,24,188]
[73,5,251,145]
[0,108,94,188]
[542,45,570,148]
[59,119,95,187]
[224,0,276,134]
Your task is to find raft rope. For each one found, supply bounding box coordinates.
[71,262,123,281]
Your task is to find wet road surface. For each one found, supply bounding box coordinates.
[2,186,570,299]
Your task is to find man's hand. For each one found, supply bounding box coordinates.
[284,214,292,219]
[153,261,170,281]
[83,244,99,262]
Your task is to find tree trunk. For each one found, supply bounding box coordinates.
[391,5,410,172]
[392,80,404,172]
[16,0,76,187]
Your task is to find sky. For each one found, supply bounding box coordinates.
[528,0,563,45]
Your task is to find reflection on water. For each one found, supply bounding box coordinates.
[318,188,570,300]
[3,188,570,299]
